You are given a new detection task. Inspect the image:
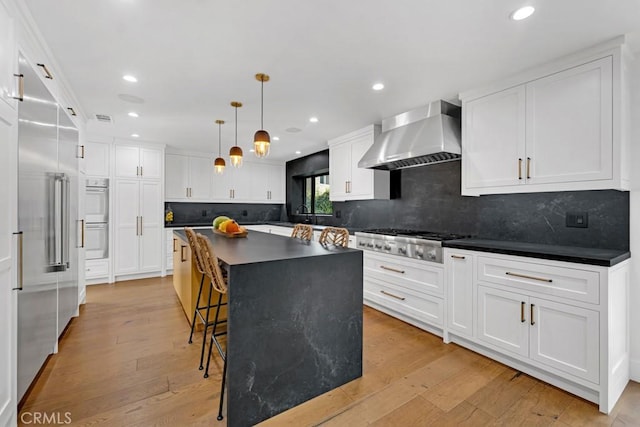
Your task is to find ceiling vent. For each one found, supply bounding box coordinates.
[95,114,113,123]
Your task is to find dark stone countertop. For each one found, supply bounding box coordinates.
[442,239,630,267]
[173,228,358,266]
[167,221,361,233]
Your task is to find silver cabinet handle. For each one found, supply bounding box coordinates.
[139,216,143,236]
[506,271,552,283]
[526,157,531,179]
[380,265,405,274]
[13,232,23,290]
[79,219,85,248]
[521,301,526,323]
[140,166,143,176]
[451,255,466,259]
[380,290,405,301]
[136,166,140,176]
[13,74,24,101]
[37,63,53,79]
[518,158,523,180]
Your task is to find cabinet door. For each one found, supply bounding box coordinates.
[477,286,529,357]
[188,156,212,200]
[267,164,285,202]
[140,147,162,179]
[463,86,526,191]
[0,2,15,109]
[529,297,599,383]
[329,142,350,201]
[114,179,139,274]
[446,251,474,338]
[525,57,612,185]
[165,154,189,200]
[349,134,375,198]
[139,181,161,272]
[231,163,252,201]
[249,162,270,202]
[211,167,232,201]
[85,142,110,177]
[115,145,140,178]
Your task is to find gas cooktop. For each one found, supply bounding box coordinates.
[358,229,469,242]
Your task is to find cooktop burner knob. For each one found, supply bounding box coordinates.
[383,245,391,251]
[358,241,366,247]
[374,243,382,249]
[398,247,407,255]
[367,243,374,248]
[416,248,424,258]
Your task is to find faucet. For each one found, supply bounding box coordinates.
[295,204,312,224]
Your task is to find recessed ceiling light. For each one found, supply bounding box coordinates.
[131,133,139,138]
[295,151,301,155]
[309,117,318,123]
[123,74,138,83]
[249,149,255,152]
[273,136,280,141]
[510,6,535,20]
[128,112,139,118]
[372,83,384,91]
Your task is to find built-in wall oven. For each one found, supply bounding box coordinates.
[85,178,109,260]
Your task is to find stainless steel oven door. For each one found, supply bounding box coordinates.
[85,186,108,223]
[85,223,108,260]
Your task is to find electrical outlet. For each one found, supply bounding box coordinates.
[242,210,248,216]
[566,212,588,228]
[335,210,341,218]
[202,210,207,217]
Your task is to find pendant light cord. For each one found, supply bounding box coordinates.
[260,79,264,129]
[218,123,222,155]
[235,105,238,144]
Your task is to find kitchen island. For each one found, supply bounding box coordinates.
[173,229,363,426]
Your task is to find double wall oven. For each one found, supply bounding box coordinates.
[85,178,109,260]
[355,229,467,335]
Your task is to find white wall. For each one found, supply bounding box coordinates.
[630,53,640,381]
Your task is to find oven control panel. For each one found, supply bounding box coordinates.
[355,234,442,263]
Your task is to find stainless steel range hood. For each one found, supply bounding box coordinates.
[358,100,461,170]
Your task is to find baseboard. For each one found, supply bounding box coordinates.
[630,357,640,382]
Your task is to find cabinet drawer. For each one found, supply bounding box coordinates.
[364,252,443,296]
[364,276,443,327]
[86,260,109,278]
[477,256,599,304]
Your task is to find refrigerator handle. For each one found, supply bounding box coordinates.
[62,175,70,268]
[12,231,23,291]
[47,173,68,272]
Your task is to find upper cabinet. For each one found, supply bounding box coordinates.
[0,2,15,109]
[250,162,285,203]
[84,141,110,177]
[165,153,211,201]
[115,144,163,179]
[328,124,390,201]
[461,46,629,196]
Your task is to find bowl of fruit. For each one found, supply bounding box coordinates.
[212,216,248,238]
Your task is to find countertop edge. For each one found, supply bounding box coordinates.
[442,241,630,267]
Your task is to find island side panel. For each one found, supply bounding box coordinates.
[226,250,363,426]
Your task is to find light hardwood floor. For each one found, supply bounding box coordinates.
[19,277,640,426]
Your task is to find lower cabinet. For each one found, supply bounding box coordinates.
[85,259,109,280]
[363,252,444,334]
[443,248,629,414]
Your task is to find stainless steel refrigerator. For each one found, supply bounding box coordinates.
[17,54,79,401]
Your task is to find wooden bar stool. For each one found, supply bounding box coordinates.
[197,233,229,421]
[185,227,227,371]
[291,223,313,241]
[318,227,349,247]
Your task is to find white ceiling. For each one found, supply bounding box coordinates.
[22,0,640,162]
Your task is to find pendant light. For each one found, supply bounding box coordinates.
[214,119,226,175]
[229,101,243,168]
[253,73,270,158]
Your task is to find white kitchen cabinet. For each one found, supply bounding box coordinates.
[463,86,525,190]
[165,229,176,274]
[114,179,162,277]
[165,153,212,200]
[211,162,252,201]
[250,162,285,203]
[363,251,444,335]
[85,259,109,279]
[328,124,389,201]
[84,141,110,177]
[444,248,629,413]
[115,144,162,179]
[444,249,474,339]
[477,285,599,384]
[461,47,628,196]
[0,2,15,109]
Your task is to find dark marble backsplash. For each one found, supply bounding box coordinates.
[286,153,629,251]
[164,202,285,226]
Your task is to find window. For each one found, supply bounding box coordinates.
[303,174,332,215]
